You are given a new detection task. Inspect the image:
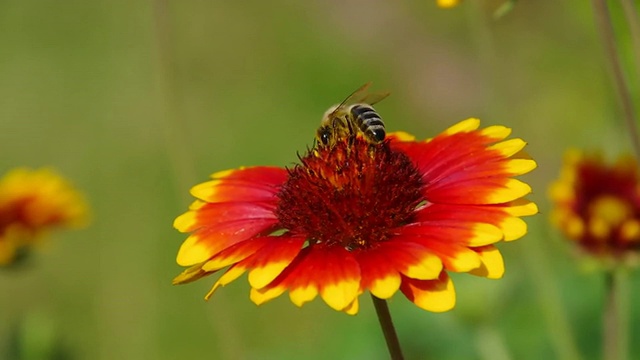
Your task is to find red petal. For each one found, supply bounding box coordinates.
[175,201,277,233]
[391,129,503,177]
[175,167,287,266]
[424,178,530,205]
[176,217,280,266]
[415,202,507,224]
[413,201,535,241]
[248,236,306,289]
[252,246,322,306]
[202,236,274,272]
[263,247,361,311]
[190,166,287,204]
[204,261,251,300]
[316,248,361,311]
[468,245,505,279]
[395,235,482,273]
[396,221,502,247]
[390,127,531,205]
[253,248,319,308]
[282,249,320,306]
[355,248,401,299]
[375,241,443,280]
[400,272,456,312]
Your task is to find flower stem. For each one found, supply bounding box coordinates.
[620,0,640,79]
[465,0,500,114]
[603,268,628,360]
[371,295,404,360]
[591,0,640,160]
[151,0,198,198]
[521,223,582,360]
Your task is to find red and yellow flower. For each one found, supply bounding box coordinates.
[550,150,640,262]
[173,118,537,314]
[0,168,89,265]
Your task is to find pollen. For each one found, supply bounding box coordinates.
[275,137,424,251]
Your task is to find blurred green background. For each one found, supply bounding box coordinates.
[1,0,639,359]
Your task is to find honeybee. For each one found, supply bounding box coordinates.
[316,82,390,148]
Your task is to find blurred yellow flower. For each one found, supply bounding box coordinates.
[437,0,462,8]
[0,168,89,265]
[549,150,640,264]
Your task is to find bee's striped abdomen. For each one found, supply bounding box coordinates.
[350,104,386,143]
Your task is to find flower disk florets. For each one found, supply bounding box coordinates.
[275,137,424,251]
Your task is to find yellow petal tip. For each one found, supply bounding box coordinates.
[173,211,197,232]
[321,280,359,311]
[480,125,512,140]
[176,236,212,266]
[444,118,481,135]
[487,179,532,204]
[248,261,290,289]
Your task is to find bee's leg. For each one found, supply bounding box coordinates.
[340,116,352,148]
[367,144,377,158]
[347,135,355,149]
[368,139,386,157]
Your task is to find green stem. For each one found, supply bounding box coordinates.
[603,268,628,360]
[620,0,640,79]
[371,295,404,360]
[591,0,640,160]
[151,0,197,198]
[520,228,582,360]
[474,324,512,360]
[465,0,499,113]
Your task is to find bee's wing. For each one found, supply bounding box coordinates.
[343,82,390,106]
[357,90,390,106]
[328,82,390,119]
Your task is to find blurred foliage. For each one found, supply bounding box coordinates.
[1,0,639,359]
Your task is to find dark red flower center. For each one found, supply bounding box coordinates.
[576,160,640,214]
[575,159,640,253]
[275,137,424,251]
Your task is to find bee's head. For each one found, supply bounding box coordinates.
[316,125,332,146]
[316,106,340,147]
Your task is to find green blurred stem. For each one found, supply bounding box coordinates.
[603,268,628,360]
[371,295,404,360]
[465,0,498,112]
[591,0,640,160]
[474,324,512,360]
[620,0,640,79]
[152,0,197,196]
[520,234,582,360]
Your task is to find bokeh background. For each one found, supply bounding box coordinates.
[1,0,639,359]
